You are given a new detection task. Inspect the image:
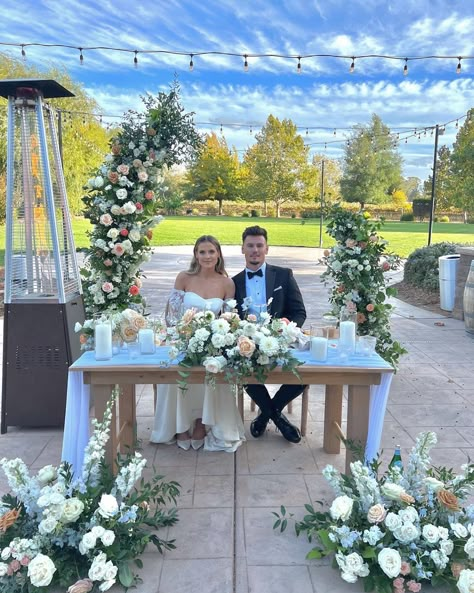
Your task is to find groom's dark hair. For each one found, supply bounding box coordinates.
[242,225,268,243]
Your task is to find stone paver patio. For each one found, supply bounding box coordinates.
[1,245,473,593]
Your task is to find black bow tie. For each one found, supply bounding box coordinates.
[247,269,263,279]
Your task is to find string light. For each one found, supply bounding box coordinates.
[456,57,462,74]
[403,58,408,76]
[349,57,355,73]
[20,44,26,61]
[243,54,249,72]
[297,56,301,74]
[133,51,138,68]
[79,47,84,65]
[189,54,194,71]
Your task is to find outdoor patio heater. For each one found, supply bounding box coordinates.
[1,79,85,433]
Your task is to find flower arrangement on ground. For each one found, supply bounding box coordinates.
[274,432,474,593]
[168,302,304,388]
[0,389,180,592]
[321,204,406,367]
[80,81,202,318]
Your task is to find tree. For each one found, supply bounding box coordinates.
[0,52,110,217]
[185,132,240,215]
[391,189,410,210]
[158,164,187,215]
[423,145,453,212]
[243,115,315,217]
[340,114,403,208]
[400,177,422,201]
[449,108,474,221]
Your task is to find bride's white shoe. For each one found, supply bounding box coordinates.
[177,439,191,451]
[191,438,204,450]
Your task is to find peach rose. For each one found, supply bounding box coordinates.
[146,230,153,240]
[437,489,460,511]
[366,303,374,312]
[147,127,156,136]
[237,335,256,358]
[247,314,257,322]
[121,326,138,342]
[145,191,155,200]
[367,504,387,524]
[111,144,121,155]
[67,579,94,593]
[132,316,147,330]
[400,562,411,576]
[451,562,465,579]
[103,259,113,267]
[107,171,119,183]
[79,334,88,344]
[357,312,366,324]
[323,249,330,257]
[400,492,416,505]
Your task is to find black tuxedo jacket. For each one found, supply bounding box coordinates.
[233,263,306,327]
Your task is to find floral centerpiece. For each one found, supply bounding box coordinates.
[168,302,304,388]
[275,432,474,593]
[321,204,406,368]
[0,389,180,592]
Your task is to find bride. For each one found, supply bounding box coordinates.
[150,235,245,452]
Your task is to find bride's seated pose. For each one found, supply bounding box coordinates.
[150,235,245,452]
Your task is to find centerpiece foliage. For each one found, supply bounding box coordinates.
[80,79,202,317]
[168,300,304,389]
[0,389,180,592]
[321,204,406,368]
[274,432,474,593]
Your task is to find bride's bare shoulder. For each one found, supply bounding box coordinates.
[175,271,191,290]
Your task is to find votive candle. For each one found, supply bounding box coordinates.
[339,320,356,354]
[95,322,112,360]
[139,328,155,354]
[311,336,328,362]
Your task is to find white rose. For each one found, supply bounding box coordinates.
[107,228,119,239]
[37,464,57,485]
[457,569,474,593]
[440,539,454,555]
[398,506,418,524]
[81,532,97,550]
[345,552,369,576]
[329,495,354,521]
[451,523,469,538]
[0,562,8,576]
[94,176,104,188]
[381,482,406,500]
[422,524,440,544]
[99,580,116,592]
[430,549,449,570]
[110,205,121,215]
[103,561,118,581]
[91,525,106,538]
[61,497,84,523]
[377,548,401,578]
[367,504,386,524]
[341,571,358,583]
[203,356,226,374]
[385,512,402,531]
[129,229,141,242]
[98,494,119,518]
[464,536,474,559]
[115,188,128,200]
[122,201,136,214]
[424,477,444,492]
[39,516,58,534]
[1,548,11,561]
[393,522,421,544]
[88,559,106,581]
[101,530,116,546]
[27,553,57,588]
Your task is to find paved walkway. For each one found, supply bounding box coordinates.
[1,246,474,593]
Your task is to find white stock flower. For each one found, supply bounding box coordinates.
[211,319,230,334]
[377,548,401,578]
[259,336,280,356]
[98,494,119,518]
[27,553,57,587]
[457,569,474,593]
[329,495,354,521]
[211,333,226,348]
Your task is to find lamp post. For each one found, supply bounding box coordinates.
[428,124,444,246]
[319,159,325,248]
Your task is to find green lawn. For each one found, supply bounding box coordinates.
[0,216,472,266]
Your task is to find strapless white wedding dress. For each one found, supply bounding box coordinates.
[150,291,245,452]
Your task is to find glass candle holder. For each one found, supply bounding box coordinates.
[339,310,357,355]
[310,323,329,362]
[359,335,377,356]
[94,318,112,361]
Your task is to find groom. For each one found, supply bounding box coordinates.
[233,225,307,444]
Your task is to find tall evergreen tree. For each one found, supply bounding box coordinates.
[449,108,474,221]
[340,114,403,208]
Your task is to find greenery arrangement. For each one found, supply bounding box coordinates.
[0,389,180,592]
[274,432,474,593]
[167,297,304,389]
[321,204,406,368]
[403,242,459,292]
[80,80,201,316]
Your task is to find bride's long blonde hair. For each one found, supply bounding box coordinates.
[187,235,228,276]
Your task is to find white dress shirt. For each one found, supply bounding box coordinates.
[245,263,267,317]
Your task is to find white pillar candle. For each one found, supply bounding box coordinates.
[339,320,356,353]
[95,322,112,360]
[139,328,155,354]
[311,336,328,362]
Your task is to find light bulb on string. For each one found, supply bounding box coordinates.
[220,124,223,134]
[297,56,301,74]
[455,120,459,128]
[249,125,253,134]
[21,44,26,61]
[403,58,408,76]
[79,47,84,65]
[305,128,308,135]
[333,129,336,136]
[134,51,138,68]
[349,57,355,73]
[243,54,249,72]
[189,54,194,71]
[456,57,462,74]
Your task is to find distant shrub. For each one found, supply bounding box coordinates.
[291,212,296,218]
[207,206,218,215]
[467,217,474,225]
[250,209,260,217]
[400,213,415,221]
[242,212,250,217]
[439,215,450,223]
[404,242,458,291]
[301,209,320,219]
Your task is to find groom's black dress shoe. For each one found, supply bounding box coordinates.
[250,412,269,438]
[272,412,301,444]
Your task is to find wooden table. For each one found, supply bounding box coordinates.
[70,357,393,473]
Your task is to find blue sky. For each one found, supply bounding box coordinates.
[0,0,473,180]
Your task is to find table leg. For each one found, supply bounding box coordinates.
[346,384,371,473]
[118,384,136,455]
[237,385,244,420]
[91,384,117,469]
[323,385,343,454]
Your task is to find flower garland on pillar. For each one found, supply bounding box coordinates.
[321,204,406,368]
